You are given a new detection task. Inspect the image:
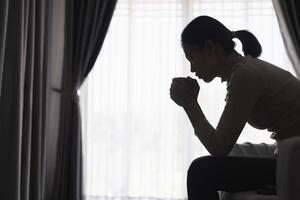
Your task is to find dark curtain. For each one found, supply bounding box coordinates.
[0,0,50,199]
[272,0,300,77]
[52,0,117,200]
[0,0,9,92]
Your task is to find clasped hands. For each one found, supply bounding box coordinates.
[169,76,200,107]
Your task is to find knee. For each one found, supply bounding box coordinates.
[187,156,220,199]
[187,156,216,185]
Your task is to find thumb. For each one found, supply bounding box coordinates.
[186,76,199,98]
[186,76,197,87]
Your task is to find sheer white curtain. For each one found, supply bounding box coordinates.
[80,0,296,199]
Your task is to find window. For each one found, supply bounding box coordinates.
[80,0,295,199]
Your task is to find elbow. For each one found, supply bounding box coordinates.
[198,130,234,157]
[208,146,232,157]
[210,150,230,157]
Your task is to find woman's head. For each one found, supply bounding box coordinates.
[181,15,262,57]
[181,16,262,82]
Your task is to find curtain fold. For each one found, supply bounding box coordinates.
[52,0,117,200]
[272,0,300,76]
[0,0,49,199]
[0,0,9,95]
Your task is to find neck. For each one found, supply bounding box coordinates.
[217,51,245,82]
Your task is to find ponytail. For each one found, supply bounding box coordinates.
[232,30,262,58]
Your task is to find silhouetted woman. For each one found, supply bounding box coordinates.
[170,15,300,200]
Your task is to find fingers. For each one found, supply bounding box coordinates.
[172,77,195,86]
[170,76,200,103]
[172,77,187,85]
[170,78,190,99]
[169,87,193,107]
[171,77,198,92]
[171,78,189,90]
[172,77,186,81]
[186,76,198,85]
[174,76,196,83]
[171,77,200,87]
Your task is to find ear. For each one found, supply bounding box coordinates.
[204,40,216,55]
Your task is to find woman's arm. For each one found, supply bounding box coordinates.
[171,67,261,156]
[183,100,216,150]
[183,97,248,157]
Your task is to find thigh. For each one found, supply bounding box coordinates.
[188,155,276,192]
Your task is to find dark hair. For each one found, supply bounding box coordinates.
[181,16,262,58]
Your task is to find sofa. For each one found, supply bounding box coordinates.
[221,137,300,200]
[220,142,277,200]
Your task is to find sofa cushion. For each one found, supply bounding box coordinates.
[229,142,276,157]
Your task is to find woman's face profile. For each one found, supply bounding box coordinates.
[182,42,216,82]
